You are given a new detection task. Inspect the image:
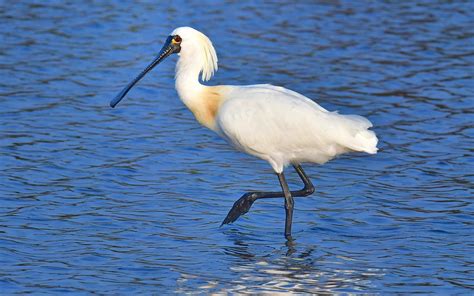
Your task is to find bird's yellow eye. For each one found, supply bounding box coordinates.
[174,35,182,43]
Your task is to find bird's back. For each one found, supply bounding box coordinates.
[216,84,378,172]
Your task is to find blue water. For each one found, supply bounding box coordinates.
[1,1,473,294]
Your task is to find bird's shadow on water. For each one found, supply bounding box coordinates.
[220,227,306,258]
[219,228,381,292]
[219,228,344,291]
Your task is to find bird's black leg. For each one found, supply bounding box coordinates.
[221,163,314,226]
[278,172,294,239]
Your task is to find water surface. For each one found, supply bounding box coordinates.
[1,1,473,294]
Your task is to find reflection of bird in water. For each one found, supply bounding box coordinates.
[110,27,378,239]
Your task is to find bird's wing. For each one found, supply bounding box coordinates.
[216,85,334,156]
[216,84,377,169]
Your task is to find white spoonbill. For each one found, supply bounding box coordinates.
[110,27,378,239]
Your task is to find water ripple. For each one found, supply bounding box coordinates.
[1,0,473,294]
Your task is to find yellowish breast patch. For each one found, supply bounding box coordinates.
[188,86,226,130]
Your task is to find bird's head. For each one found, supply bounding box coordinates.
[171,27,218,81]
[110,26,217,108]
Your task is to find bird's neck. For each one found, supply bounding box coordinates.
[175,55,205,105]
[174,56,227,131]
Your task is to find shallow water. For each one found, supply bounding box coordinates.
[1,1,473,294]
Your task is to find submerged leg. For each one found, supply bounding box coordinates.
[221,163,314,226]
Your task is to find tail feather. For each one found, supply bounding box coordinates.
[330,112,378,154]
[353,129,378,154]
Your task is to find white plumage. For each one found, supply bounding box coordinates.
[111,26,378,238]
[170,27,378,173]
[216,84,378,173]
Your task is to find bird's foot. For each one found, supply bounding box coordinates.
[221,192,257,226]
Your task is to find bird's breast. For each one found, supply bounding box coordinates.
[184,86,228,131]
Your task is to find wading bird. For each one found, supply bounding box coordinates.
[110,27,378,239]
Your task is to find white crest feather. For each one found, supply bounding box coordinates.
[197,32,218,81]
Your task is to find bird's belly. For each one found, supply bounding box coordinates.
[217,125,342,172]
